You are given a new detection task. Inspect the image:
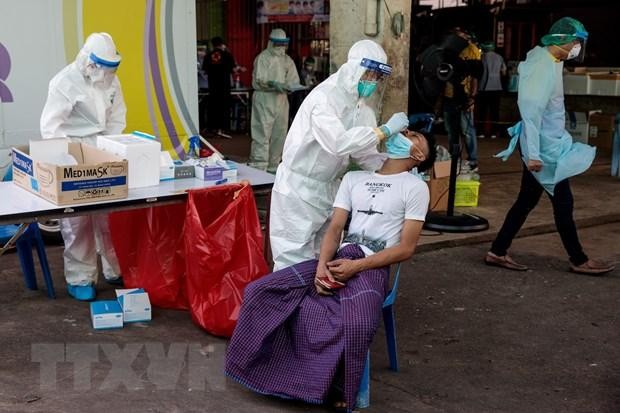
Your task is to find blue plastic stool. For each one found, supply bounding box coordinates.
[356,263,401,408]
[13,223,56,298]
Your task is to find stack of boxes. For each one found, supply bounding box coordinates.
[90,289,152,330]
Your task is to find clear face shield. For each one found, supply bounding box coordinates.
[571,34,587,63]
[357,58,392,115]
[548,32,588,63]
[270,39,289,56]
[87,52,120,88]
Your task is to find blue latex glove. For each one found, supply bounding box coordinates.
[386,133,413,159]
[381,112,409,137]
[267,80,287,93]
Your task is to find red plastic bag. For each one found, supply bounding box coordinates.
[109,204,189,310]
[184,184,269,337]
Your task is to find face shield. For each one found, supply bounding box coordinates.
[270,40,289,56]
[570,31,588,63]
[87,52,120,88]
[546,34,588,63]
[541,17,589,63]
[357,57,392,112]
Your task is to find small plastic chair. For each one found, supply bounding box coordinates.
[356,262,401,408]
[16,223,56,298]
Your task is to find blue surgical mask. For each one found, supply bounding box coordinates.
[386,133,413,159]
[357,80,378,98]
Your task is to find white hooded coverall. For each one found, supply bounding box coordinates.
[270,40,389,270]
[40,33,127,286]
[249,40,300,173]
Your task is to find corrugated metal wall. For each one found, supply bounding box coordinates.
[196,0,225,43]
[225,0,255,88]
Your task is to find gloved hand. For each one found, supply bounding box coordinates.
[267,80,287,93]
[381,112,409,137]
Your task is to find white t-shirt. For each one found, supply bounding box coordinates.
[333,170,429,255]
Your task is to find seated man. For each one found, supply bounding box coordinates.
[225,130,437,411]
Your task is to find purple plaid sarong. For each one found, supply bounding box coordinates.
[225,244,389,411]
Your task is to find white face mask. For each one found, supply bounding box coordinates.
[272,45,286,56]
[85,64,115,89]
[567,43,581,60]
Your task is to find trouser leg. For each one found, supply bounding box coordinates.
[60,216,98,286]
[249,92,274,171]
[269,190,329,271]
[547,179,589,265]
[489,91,502,136]
[460,111,478,164]
[93,213,122,280]
[267,96,289,174]
[490,165,543,256]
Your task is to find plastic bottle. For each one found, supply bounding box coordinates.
[187,135,200,163]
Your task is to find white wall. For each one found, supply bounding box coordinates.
[330,0,411,123]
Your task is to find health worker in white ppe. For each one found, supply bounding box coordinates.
[269,39,410,270]
[249,28,300,173]
[40,32,126,301]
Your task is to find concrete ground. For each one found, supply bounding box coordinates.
[1,132,619,412]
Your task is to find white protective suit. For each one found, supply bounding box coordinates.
[249,32,300,173]
[270,40,389,270]
[40,32,126,286]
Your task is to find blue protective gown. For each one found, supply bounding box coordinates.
[496,46,595,194]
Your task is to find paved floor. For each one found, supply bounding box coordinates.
[1,133,619,412]
[1,223,618,412]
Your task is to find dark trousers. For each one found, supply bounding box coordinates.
[491,164,589,265]
[207,87,231,131]
[477,90,502,136]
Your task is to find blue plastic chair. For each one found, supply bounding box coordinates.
[0,166,55,298]
[356,262,401,408]
[16,223,56,298]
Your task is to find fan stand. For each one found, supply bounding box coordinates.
[424,136,489,233]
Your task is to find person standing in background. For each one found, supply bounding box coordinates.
[203,36,236,139]
[249,28,300,173]
[477,41,506,139]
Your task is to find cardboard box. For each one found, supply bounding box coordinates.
[97,134,161,188]
[427,161,451,212]
[565,112,589,144]
[588,73,620,96]
[589,113,616,156]
[12,139,128,206]
[194,161,238,184]
[173,160,196,179]
[90,300,124,330]
[115,288,151,323]
[563,73,590,95]
[160,151,175,181]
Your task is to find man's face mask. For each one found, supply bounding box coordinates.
[357,80,378,98]
[386,133,413,159]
